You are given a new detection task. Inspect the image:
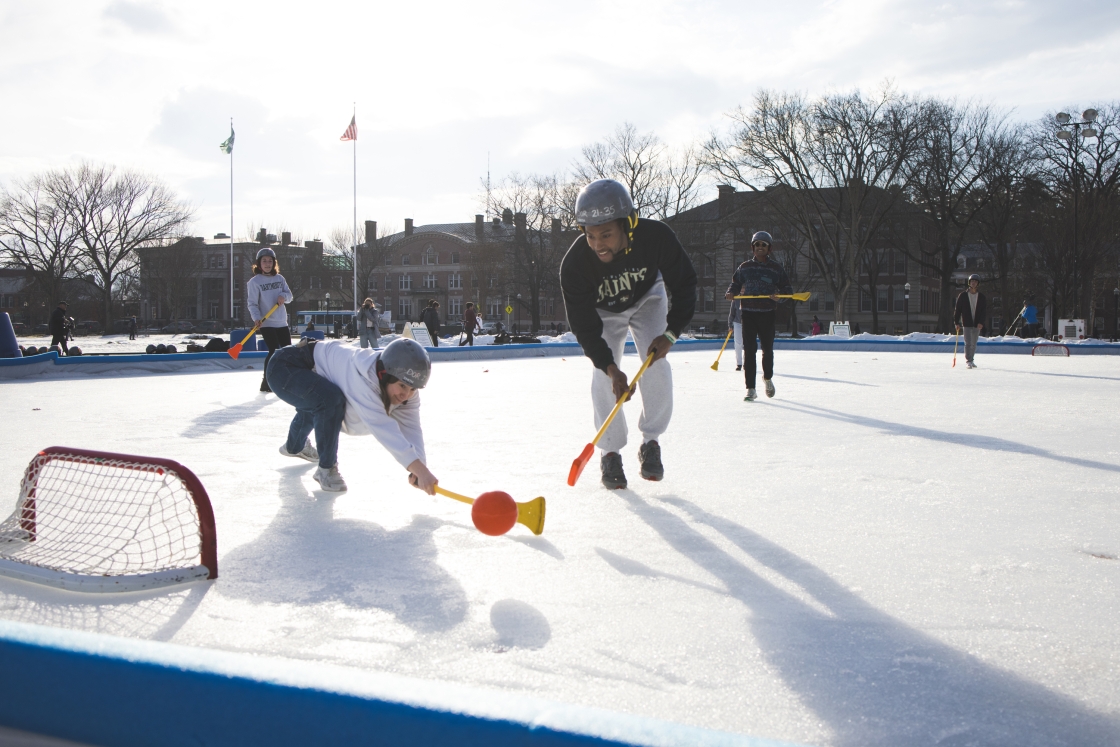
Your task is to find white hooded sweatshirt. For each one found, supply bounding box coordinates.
[311,340,425,469]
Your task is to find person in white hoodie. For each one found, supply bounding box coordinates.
[247,247,294,392]
[265,336,438,494]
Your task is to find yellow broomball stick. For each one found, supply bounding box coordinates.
[228,302,281,359]
[434,485,546,536]
[568,352,656,486]
[952,327,960,367]
[733,292,812,301]
[711,328,734,371]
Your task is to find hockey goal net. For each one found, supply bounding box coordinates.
[1032,344,1070,357]
[0,447,217,592]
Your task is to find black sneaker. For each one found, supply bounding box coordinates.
[260,378,272,392]
[735,365,742,371]
[601,452,627,490]
[638,441,664,481]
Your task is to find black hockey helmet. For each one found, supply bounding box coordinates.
[575,179,639,247]
[751,231,773,247]
[378,338,431,389]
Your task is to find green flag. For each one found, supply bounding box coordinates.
[219,126,234,154]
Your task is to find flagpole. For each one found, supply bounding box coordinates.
[229,117,234,326]
[352,103,358,318]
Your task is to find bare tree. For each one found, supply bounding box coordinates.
[0,171,85,305]
[573,122,706,219]
[483,172,575,331]
[141,240,203,322]
[705,86,922,322]
[973,125,1036,328]
[904,99,1007,332]
[54,164,193,325]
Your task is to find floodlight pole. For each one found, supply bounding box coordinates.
[1055,109,1100,332]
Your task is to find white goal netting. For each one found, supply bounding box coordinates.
[1032,344,1070,357]
[0,447,217,592]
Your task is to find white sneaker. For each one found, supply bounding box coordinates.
[764,379,776,398]
[745,388,757,401]
[279,439,318,463]
[314,465,347,492]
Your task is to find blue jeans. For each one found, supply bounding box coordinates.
[359,326,379,349]
[266,344,346,469]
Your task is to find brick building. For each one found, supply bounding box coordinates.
[665,185,942,335]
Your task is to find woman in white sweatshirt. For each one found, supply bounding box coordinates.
[246,247,294,392]
[265,337,438,494]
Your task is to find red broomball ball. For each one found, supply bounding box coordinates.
[471,491,518,536]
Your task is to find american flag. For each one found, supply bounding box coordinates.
[340,116,356,142]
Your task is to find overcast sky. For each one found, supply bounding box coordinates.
[1,0,1118,243]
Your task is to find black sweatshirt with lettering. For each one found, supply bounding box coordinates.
[560,218,697,372]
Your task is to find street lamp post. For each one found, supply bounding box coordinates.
[516,293,522,334]
[1055,109,1100,321]
[904,283,910,334]
[325,292,331,312]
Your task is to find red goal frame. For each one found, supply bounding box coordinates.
[15,446,217,583]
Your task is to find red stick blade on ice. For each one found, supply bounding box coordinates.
[227,343,243,360]
[568,443,595,486]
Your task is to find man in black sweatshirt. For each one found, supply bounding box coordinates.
[560,179,697,489]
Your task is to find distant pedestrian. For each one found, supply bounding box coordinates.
[420,300,440,347]
[333,318,342,339]
[247,247,294,392]
[357,298,381,349]
[460,302,478,347]
[48,301,70,356]
[128,316,137,340]
[811,316,821,336]
[724,231,792,401]
[953,274,987,369]
[1021,298,1038,338]
[728,298,743,371]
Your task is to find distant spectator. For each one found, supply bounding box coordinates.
[953,274,987,369]
[1021,298,1038,338]
[811,315,821,336]
[128,316,138,340]
[48,301,70,356]
[420,300,440,347]
[460,302,478,347]
[357,298,381,349]
[333,318,342,339]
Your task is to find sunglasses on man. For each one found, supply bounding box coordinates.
[752,242,770,249]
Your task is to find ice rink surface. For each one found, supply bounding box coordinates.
[1,347,1118,747]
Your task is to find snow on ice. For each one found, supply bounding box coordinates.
[0,346,1118,746]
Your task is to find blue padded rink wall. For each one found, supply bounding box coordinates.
[0,620,806,747]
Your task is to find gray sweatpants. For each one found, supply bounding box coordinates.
[592,279,673,454]
[963,327,979,362]
[733,321,743,366]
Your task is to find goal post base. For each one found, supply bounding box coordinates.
[0,558,213,594]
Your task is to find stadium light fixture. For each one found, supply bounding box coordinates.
[1083,109,1098,122]
[1056,112,1071,124]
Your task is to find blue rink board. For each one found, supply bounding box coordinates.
[1,337,1116,381]
[0,620,807,747]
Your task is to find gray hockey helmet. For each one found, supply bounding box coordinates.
[968,273,980,283]
[378,338,431,389]
[751,231,773,246]
[256,247,277,261]
[575,179,637,229]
